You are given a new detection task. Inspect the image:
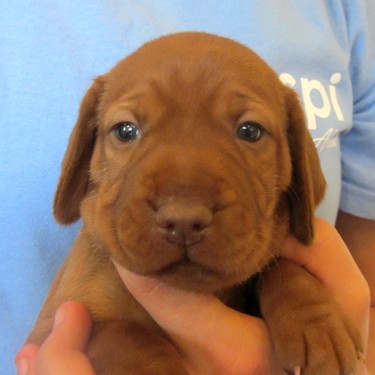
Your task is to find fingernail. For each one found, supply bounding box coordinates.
[54,306,67,329]
[17,358,28,375]
[283,366,302,375]
[357,350,365,362]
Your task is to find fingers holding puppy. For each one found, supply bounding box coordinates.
[16,301,95,375]
[279,217,370,360]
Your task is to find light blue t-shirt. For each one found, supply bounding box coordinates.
[1,1,374,373]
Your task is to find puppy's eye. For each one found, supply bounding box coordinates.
[113,122,142,142]
[236,122,264,142]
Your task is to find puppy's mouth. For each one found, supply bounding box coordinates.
[149,250,229,292]
[154,253,208,275]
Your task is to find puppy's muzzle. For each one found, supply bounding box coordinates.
[156,201,213,246]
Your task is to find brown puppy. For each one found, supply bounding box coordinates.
[28,32,362,374]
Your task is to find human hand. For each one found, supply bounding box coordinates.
[114,218,370,375]
[280,218,371,375]
[15,301,95,375]
[114,264,284,375]
[280,218,370,353]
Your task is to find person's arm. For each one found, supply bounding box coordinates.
[336,210,375,373]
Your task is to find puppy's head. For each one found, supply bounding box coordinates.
[54,32,325,292]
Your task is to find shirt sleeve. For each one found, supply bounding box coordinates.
[339,0,375,220]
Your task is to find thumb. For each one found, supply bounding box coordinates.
[47,301,92,352]
[35,301,95,375]
[112,261,281,375]
[112,260,223,334]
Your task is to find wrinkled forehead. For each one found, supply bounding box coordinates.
[100,33,285,118]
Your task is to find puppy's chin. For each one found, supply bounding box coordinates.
[150,258,237,293]
[123,252,256,294]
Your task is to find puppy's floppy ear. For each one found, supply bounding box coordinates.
[53,76,106,225]
[284,87,326,245]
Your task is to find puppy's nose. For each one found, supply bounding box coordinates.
[156,202,212,246]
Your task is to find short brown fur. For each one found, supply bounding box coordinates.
[28,32,361,375]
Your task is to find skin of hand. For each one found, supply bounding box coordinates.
[336,210,375,374]
[16,218,371,375]
[15,301,95,375]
